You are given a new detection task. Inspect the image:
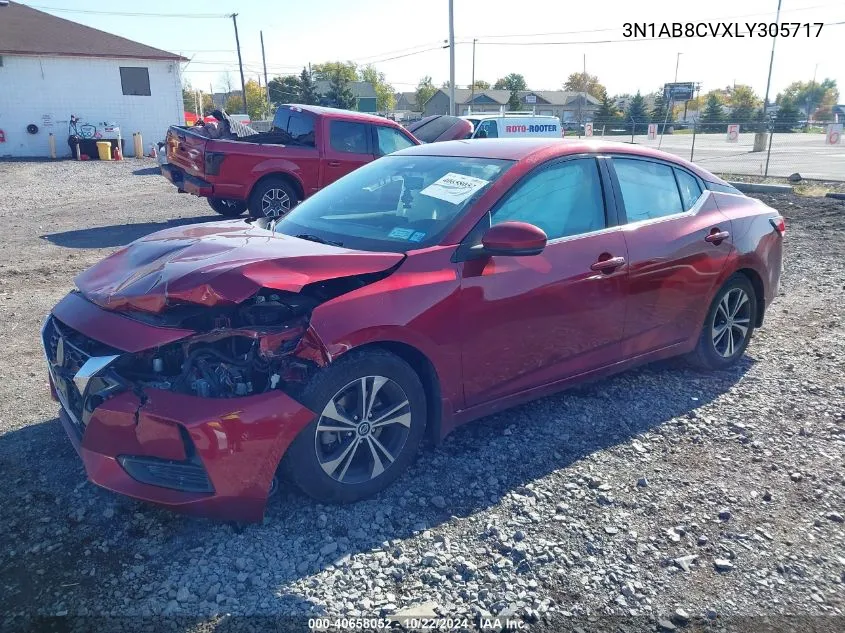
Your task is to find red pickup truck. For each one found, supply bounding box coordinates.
[162,105,428,218]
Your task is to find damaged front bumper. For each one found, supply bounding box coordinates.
[42,294,316,523]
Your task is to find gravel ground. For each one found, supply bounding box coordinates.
[0,159,842,632]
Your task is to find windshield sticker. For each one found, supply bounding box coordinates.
[420,172,490,205]
[388,227,415,240]
[409,231,426,242]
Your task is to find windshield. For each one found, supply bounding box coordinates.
[274,155,513,252]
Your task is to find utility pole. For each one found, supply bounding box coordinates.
[762,0,783,120]
[469,38,477,114]
[659,52,681,148]
[260,30,271,115]
[231,13,248,115]
[448,0,456,116]
[806,62,818,131]
[577,54,585,136]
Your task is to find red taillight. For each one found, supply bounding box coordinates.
[769,216,786,235]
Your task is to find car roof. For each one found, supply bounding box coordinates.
[462,113,558,120]
[394,138,724,183]
[281,104,398,126]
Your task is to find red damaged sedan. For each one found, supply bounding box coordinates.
[42,139,784,522]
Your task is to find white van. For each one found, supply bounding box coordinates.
[463,113,562,139]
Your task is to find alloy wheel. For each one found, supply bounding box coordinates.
[711,287,752,358]
[314,376,412,485]
[260,188,291,218]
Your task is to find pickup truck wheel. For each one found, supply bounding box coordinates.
[207,197,246,217]
[249,178,299,219]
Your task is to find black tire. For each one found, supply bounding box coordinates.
[687,274,757,370]
[248,177,299,219]
[207,197,246,217]
[284,349,427,503]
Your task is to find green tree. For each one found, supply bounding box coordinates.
[268,75,302,107]
[225,93,243,114]
[773,98,800,132]
[728,84,760,123]
[360,64,395,111]
[244,79,269,120]
[779,78,838,121]
[325,72,356,110]
[182,82,199,114]
[493,73,527,92]
[471,79,490,90]
[700,92,725,131]
[563,72,607,101]
[312,61,358,83]
[415,76,437,109]
[201,93,214,114]
[650,92,669,124]
[594,94,620,127]
[493,74,527,112]
[625,92,647,125]
[300,67,318,105]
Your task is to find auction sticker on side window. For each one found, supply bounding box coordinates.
[420,172,489,205]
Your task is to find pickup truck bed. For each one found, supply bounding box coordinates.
[162,105,425,219]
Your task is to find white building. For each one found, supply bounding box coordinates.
[0,1,185,158]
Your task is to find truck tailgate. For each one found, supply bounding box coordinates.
[166,126,207,176]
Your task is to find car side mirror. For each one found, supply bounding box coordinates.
[481,221,547,256]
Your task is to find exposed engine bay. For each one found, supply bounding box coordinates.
[111,271,389,399]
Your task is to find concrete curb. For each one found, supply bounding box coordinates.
[728,181,794,194]
[824,192,845,200]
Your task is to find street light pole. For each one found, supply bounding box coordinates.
[762,0,783,119]
[469,39,477,114]
[448,0,456,115]
[659,52,681,148]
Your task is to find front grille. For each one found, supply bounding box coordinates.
[43,316,123,431]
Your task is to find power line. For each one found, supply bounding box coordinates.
[24,3,229,18]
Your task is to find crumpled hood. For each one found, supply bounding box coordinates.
[75,220,404,314]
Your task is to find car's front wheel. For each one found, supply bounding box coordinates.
[284,350,427,503]
[207,196,246,217]
[688,274,757,369]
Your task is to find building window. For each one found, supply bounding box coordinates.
[120,67,151,96]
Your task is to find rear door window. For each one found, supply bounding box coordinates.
[613,158,683,222]
[330,121,370,154]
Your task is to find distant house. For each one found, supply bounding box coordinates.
[0,1,185,157]
[211,91,241,110]
[423,89,600,121]
[314,80,377,113]
[394,92,421,113]
[832,104,845,122]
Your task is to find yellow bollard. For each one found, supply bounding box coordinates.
[48,133,56,159]
[135,132,144,158]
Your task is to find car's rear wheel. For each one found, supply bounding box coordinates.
[248,177,299,219]
[207,197,246,217]
[284,350,426,503]
[688,274,757,369]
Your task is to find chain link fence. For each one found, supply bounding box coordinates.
[587,119,844,181]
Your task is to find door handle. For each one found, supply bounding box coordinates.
[590,256,625,272]
[705,230,730,243]
[327,160,341,167]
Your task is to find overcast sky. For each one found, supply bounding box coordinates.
[21,0,845,100]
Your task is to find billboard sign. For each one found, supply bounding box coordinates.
[664,82,696,102]
[647,123,657,140]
